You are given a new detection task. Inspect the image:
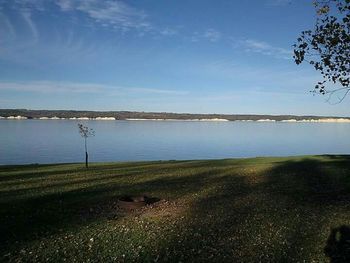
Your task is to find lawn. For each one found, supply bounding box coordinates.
[1,155,350,262]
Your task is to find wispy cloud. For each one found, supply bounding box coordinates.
[0,81,105,93]
[203,29,221,42]
[56,0,72,11]
[189,31,200,42]
[236,39,292,59]
[21,11,39,42]
[0,80,188,96]
[0,14,16,38]
[69,0,151,32]
[128,87,187,95]
[195,57,319,95]
[159,27,178,36]
[1,0,223,45]
[188,29,221,43]
[2,0,152,33]
[13,0,46,12]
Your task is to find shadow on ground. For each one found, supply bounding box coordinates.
[1,156,350,262]
[145,156,350,262]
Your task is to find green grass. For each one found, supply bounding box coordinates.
[1,155,350,262]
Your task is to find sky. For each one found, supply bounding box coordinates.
[0,0,349,116]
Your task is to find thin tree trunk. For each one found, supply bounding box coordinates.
[85,138,88,168]
[85,151,88,168]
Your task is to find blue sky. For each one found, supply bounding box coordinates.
[0,0,349,116]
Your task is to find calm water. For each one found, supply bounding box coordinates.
[1,119,350,165]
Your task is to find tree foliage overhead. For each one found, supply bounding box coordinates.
[294,0,350,101]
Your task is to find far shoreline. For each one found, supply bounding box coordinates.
[2,115,350,123]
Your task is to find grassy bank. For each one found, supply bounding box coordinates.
[1,156,350,262]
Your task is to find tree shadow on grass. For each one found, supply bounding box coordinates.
[148,156,350,262]
[0,164,234,257]
[2,156,350,262]
[250,156,350,261]
[264,156,350,204]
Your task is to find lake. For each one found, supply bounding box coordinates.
[1,119,350,165]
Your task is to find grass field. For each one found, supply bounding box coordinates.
[1,155,350,262]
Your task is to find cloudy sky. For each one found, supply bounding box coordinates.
[0,0,349,116]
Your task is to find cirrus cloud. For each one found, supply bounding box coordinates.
[235,38,292,60]
[2,0,152,33]
[0,80,188,96]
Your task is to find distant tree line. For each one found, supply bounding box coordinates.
[0,109,348,121]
